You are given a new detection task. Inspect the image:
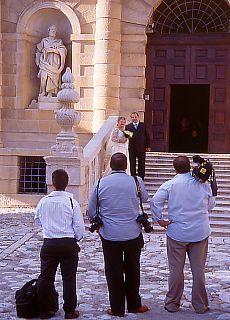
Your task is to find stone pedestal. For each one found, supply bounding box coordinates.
[44,155,86,207]
[37,96,61,110]
[29,97,61,110]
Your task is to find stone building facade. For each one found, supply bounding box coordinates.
[0,0,229,205]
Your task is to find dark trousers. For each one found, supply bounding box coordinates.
[37,238,80,314]
[129,150,146,179]
[101,233,144,315]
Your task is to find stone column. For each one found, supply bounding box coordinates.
[0,3,3,147]
[44,67,86,206]
[92,0,122,133]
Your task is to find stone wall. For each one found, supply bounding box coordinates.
[0,0,160,204]
[0,0,160,142]
[0,0,97,148]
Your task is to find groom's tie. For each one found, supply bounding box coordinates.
[134,123,138,130]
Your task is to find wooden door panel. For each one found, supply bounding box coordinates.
[146,45,169,151]
[209,84,230,152]
[151,85,170,151]
[169,46,190,84]
[208,45,230,152]
[190,47,210,83]
[146,44,190,151]
[215,65,227,80]
[145,34,230,153]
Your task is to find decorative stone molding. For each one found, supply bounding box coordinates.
[51,67,82,157]
[17,1,81,35]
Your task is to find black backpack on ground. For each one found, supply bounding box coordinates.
[15,279,39,319]
[15,279,59,319]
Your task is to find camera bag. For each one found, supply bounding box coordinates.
[15,279,59,319]
[15,279,39,319]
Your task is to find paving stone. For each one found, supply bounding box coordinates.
[217,314,230,320]
[0,210,229,319]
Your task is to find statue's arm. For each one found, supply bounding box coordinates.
[58,46,67,72]
[35,52,41,66]
[36,39,45,66]
[36,40,44,52]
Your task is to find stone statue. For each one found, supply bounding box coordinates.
[36,25,67,97]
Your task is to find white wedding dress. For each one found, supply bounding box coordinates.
[104,127,130,175]
[111,128,128,155]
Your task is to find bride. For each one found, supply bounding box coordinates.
[104,116,130,175]
[111,116,128,156]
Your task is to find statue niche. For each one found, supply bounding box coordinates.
[36,25,67,97]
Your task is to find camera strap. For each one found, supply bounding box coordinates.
[70,198,73,210]
[133,176,145,215]
[210,168,218,196]
[95,178,101,216]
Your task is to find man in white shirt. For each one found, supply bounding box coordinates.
[150,156,215,314]
[35,169,84,319]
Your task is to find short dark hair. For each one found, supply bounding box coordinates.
[173,156,191,173]
[110,153,127,171]
[131,112,139,117]
[52,169,69,191]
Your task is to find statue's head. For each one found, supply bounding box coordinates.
[48,25,57,37]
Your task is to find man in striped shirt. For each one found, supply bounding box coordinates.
[35,169,84,319]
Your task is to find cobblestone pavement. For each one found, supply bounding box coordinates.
[0,209,230,320]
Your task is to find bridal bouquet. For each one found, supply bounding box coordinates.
[123,130,133,139]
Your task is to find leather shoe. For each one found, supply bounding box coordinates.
[64,310,80,319]
[195,307,209,314]
[164,306,179,313]
[128,305,149,313]
[106,308,124,317]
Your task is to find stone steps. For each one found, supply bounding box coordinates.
[148,225,229,237]
[145,152,230,237]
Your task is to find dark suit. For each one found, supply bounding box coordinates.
[125,122,151,179]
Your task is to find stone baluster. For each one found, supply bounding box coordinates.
[44,67,85,205]
[51,67,82,156]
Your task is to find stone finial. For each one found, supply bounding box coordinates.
[57,67,80,105]
[51,67,82,157]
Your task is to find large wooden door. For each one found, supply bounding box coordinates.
[145,33,230,153]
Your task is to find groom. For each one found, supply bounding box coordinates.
[125,112,151,180]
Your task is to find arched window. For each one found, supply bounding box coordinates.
[149,0,230,34]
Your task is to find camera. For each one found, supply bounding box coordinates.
[136,213,153,233]
[192,155,217,196]
[192,155,212,183]
[89,215,103,233]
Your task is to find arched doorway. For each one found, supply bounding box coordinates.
[145,0,230,153]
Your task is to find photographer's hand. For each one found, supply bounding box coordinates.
[157,219,172,230]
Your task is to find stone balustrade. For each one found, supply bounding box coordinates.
[83,116,117,208]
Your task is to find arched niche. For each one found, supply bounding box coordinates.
[16,1,81,109]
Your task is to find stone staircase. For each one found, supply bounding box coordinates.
[144,152,230,237]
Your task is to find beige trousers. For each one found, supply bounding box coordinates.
[165,236,209,313]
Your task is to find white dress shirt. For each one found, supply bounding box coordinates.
[150,172,215,242]
[35,191,85,240]
[133,121,139,129]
